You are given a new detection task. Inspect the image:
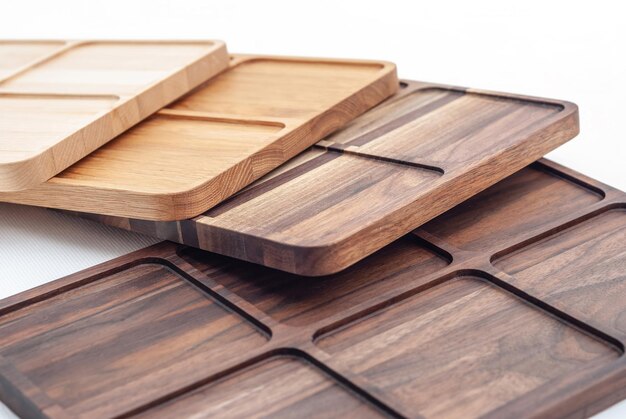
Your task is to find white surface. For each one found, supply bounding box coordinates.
[0,0,624,417]
[0,204,159,297]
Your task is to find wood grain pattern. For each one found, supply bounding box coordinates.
[0,40,229,191]
[494,209,626,340]
[73,80,579,275]
[181,235,449,327]
[1,159,625,418]
[316,276,618,418]
[0,262,268,418]
[136,356,384,419]
[420,164,604,252]
[0,41,65,78]
[0,55,397,219]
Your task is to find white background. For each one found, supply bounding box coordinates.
[0,0,624,417]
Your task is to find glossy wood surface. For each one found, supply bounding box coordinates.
[75,80,579,275]
[0,40,228,191]
[1,159,624,418]
[0,55,397,220]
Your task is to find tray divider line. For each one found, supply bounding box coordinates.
[0,92,121,101]
[477,265,625,353]
[314,143,445,174]
[311,266,461,342]
[540,158,625,200]
[289,348,408,419]
[0,40,80,85]
[534,160,608,199]
[113,346,283,419]
[157,108,288,130]
[481,356,626,419]
[410,230,465,262]
[489,200,624,263]
[168,249,282,331]
[203,151,343,218]
[163,260,273,339]
[343,89,465,148]
[0,255,170,316]
[197,280,282,332]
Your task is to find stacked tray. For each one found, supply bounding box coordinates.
[0,54,398,219]
[0,39,623,418]
[71,79,579,274]
[0,160,624,418]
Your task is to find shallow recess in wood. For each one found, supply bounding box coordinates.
[0,54,397,218]
[493,207,626,340]
[0,262,268,417]
[315,274,619,418]
[135,354,386,418]
[2,159,626,418]
[180,234,450,327]
[0,40,229,191]
[70,79,580,275]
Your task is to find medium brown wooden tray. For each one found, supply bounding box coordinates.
[1,159,624,418]
[0,55,397,220]
[72,80,580,275]
[0,40,229,191]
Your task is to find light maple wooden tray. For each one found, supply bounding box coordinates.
[0,40,229,191]
[0,54,397,219]
[73,79,579,275]
[0,160,624,418]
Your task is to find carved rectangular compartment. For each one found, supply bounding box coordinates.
[0,55,398,220]
[316,275,618,418]
[70,79,580,275]
[1,159,625,418]
[0,40,229,191]
[494,209,626,339]
[181,234,450,327]
[0,263,268,418]
[135,355,385,418]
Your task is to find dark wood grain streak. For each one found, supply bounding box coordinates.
[71,79,579,276]
[136,355,385,419]
[420,163,603,252]
[0,263,269,418]
[2,159,625,418]
[316,275,618,418]
[180,235,449,327]
[205,151,342,218]
[341,89,465,147]
[494,208,626,340]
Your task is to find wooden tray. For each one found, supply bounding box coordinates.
[0,40,228,191]
[0,55,397,219]
[0,159,624,418]
[73,79,579,275]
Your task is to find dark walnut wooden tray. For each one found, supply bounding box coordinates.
[1,159,624,418]
[72,79,580,275]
